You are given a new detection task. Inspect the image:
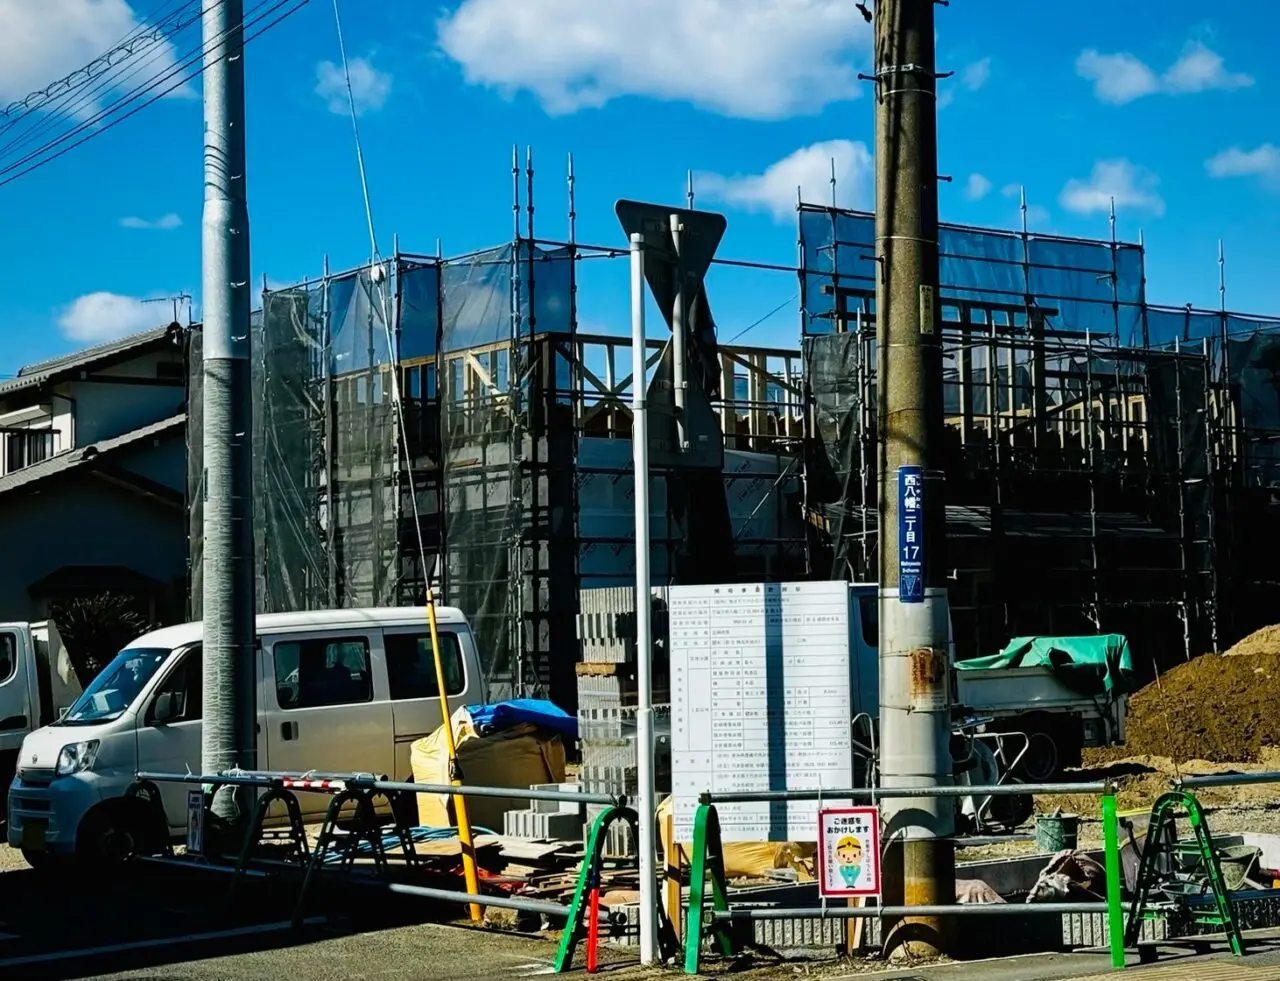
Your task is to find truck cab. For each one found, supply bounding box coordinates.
[0,621,82,780]
[845,586,1127,781]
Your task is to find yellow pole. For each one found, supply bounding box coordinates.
[425,588,483,922]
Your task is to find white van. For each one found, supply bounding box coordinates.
[7,606,485,866]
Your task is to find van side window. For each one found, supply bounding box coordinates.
[148,646,203,723]
[385,632,464,700]
[0,633,14,684]
[858,596,878,647]
[274,637,372,709]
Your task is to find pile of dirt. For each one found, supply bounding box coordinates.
[1121,652,1280,763]
[1225,624,1280,657]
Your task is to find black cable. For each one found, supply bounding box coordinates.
[0,0,311,189]
[0,0,202,124]
[0,1,264,171]
[0,5,205,160]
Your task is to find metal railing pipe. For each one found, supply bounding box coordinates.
[364,777,620,807]
[713,902,1109,921]
[1178,771,1280,790]
[700,782,1109,804]
[382,881,570,918]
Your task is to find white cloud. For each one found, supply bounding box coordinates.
[1076,42,1251,105]
[0,0,194,116]
[696,140,873,221]
[437,0,870,120]
[1206,144,1280,188]
[1075,50,1159,104]
[961,57,991,91]
[1001,183,1023,198]
[962,173,992,201]
[1059,159,1165,217]
[1163,41,1253,94]
[315,57,391,116]
[57,292,173,343]
[120,213,181,230]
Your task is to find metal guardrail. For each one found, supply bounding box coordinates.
[700,782,1111,803]
[130,768,647,972]
[682,780,1127,973]
[716,902,1110,920]
[135,769,624,807]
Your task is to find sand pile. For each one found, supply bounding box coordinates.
[1225,624,1280,657]
[1121,651,1280,763]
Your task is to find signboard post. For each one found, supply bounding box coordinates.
[818,806,881,898]
[186,789,204,856]
[897,465,924,603]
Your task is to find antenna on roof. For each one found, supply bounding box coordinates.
[141,293,193,326]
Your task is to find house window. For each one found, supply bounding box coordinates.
[4,430,54,472]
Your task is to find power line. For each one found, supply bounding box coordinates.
[0,0,312,189]
[0,5,205,162]
[0,1,202,122]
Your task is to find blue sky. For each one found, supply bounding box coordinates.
[1,0,1278,372]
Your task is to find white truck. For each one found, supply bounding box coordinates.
[0,621,84,788]
[847,585,1129,781]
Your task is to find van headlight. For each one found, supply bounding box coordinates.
[55,740,100,776]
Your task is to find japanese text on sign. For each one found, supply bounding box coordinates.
[818,806,881,898]
[897,465,924,604]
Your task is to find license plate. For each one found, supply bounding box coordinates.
[21,820,46,852]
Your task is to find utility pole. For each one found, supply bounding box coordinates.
[201,0,257,823]
[873,0,954,959]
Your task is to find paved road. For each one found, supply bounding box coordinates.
[4,849,1280,981]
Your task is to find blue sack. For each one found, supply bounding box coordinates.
[466,697,577,740]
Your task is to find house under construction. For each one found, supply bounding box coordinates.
[186,178,1280,706]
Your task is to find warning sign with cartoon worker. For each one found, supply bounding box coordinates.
[818,807,881,898]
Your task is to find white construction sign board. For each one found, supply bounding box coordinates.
[670,581,854,841]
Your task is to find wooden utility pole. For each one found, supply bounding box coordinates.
[872,0,955,959]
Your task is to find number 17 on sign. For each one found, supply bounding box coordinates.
[898,465,924,604]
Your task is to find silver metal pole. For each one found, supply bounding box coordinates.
[630,231,657,965]
[670,214,687,451]
[200,0,257,821]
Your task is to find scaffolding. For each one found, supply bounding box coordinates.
[797,201,1280,674]
[187,157,808,706]
[185,160,1280,700]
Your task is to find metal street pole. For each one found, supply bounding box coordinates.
[201,0,257,822]
[630,231,658,964]
[873,0,955,959]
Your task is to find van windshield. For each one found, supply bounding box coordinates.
[56,648,171,726]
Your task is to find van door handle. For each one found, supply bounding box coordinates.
[280,721,298,740]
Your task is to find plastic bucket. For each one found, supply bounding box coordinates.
[1035,813,1080,853]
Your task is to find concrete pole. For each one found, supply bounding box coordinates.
[630,232,658,964]
[201,0,257,821]
[873,0,954,959]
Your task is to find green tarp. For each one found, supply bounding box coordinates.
[954,634,1134,697]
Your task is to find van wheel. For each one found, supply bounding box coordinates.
[77,804,157,865]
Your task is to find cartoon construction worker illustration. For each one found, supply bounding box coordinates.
[835,834,864,888]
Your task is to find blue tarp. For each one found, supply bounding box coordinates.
[465,698,577,740]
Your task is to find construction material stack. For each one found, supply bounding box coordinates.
[576,586,673,856]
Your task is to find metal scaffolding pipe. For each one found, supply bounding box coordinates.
[713,902,1109,921]
[700,782,1109,803]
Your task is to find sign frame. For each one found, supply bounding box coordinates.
[897,465,924,603]
[186,788,204,855]
[817,806,882,899]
